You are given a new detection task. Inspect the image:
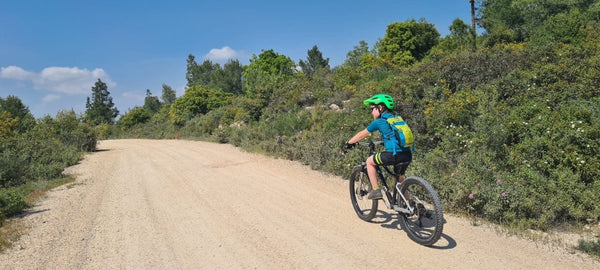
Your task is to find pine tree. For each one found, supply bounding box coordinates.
[344,41,369,67]
[143,89,161,114]
[161,84,176,105]
[299,45,330,77]
[85,79,119,125]
[185,54,199,87]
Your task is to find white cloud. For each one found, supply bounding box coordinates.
[0,66,115,95]
[36,67,115,94]
[0,66,35,80]
[42,94,61,104]
[204,46,240,61]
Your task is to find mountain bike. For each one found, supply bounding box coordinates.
[348,141,444,246]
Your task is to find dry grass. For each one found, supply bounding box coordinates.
[25,176,75,204]
[0,220,22,252]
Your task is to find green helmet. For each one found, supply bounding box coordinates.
[363,94,394,110]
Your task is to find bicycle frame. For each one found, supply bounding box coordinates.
[349,141,445,245]
[358,141,415,215]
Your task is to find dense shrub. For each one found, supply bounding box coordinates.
[0,189,27,224]
[117,107,151,130]
[0,128,82,187]
[169,85,233,125]
[0,105,96,222]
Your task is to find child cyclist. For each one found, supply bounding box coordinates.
[346,94,412,200]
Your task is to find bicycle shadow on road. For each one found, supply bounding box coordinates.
[14,209,50,219]
[370,210,457,250]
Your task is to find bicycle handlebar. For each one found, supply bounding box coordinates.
[353,141,383,155]
[356,141,384,146]
[343,140,383,154]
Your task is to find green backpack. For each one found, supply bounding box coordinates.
[382,114,414,154]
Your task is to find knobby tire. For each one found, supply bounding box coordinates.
[349,165,378,221]
[398,176,444,246]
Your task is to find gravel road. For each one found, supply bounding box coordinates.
[0,139,597,269]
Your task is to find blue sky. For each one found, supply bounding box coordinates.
[1,1,475,118]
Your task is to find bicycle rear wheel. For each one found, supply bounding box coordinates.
[349,165,378,221]
[398,176,444,246]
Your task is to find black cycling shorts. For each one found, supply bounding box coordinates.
[373,151,412,175]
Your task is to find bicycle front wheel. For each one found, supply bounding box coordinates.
[349,165,378,221]
[398,176,444,246]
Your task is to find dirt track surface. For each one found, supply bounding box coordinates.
[1,139,597,269]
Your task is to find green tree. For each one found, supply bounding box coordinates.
[0,95,35,133]
[168,85,233,125]
[344,40,370,67]
[378,19,440,66]
[185,56,243,95]
[534,7,589,44]
[221,60,244,95]
[186,55,219,87]
[85,79,119,125]
[201,60,219,86]
[243,49,295,99]
[117,107,151,129]
[429,18,475,57]
[479,0,520,44]
[185,54,199,87]
[143,89,161,114]
[450,18,472,46]
[161,84,176,105]
[244,49,295,77]
[51,110,97,151]
[208,60,244,95]
[0,111,18,138]
[192,60,218,87]
[299,45,330,77]
[479,0,596,45]
[434,18,474,53]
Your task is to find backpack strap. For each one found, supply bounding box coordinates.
[380,114,399,155]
